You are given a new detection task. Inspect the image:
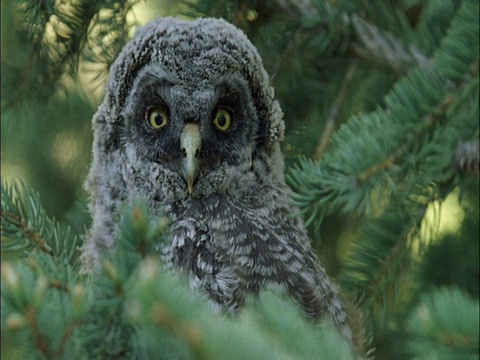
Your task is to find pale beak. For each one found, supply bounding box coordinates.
[180,123,202,194]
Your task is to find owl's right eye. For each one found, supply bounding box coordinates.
[146,106,168,129]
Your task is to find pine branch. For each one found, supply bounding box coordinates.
[407,287,479,358]
[339,198,425,326]
[25,306,50,357]
[287,0,479,226]
[127,258,355,360]
[81,0,137,94]
[1,210,53,256]
[3,0,137,108]
[2,258,89,358]
[356,79,459,185]
[81,201,169,358]
[1,180,81,265]
[1,180,85,356]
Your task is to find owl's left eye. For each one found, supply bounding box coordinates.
[146,106,168,129]
[213,108,232,132]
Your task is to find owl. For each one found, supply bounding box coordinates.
[81,17,355,346]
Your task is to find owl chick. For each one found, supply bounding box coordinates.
[81,17,355,345]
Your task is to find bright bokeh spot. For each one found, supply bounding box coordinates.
[418,188,466,252]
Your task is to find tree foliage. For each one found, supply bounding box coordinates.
[2,0,478,359]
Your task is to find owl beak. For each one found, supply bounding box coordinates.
[180,123,202,194]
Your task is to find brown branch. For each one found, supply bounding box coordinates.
[26,307,51,357]
[25,258,70,293]
[0,210,54,256]
[357,144,408,184]
[54,321,79,358]
[356,85,459,185]
[50,279,70,292]
[351,14,430,75]
[313,61,358,161]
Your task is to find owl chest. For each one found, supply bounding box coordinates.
[159,196,308,313]
[163,203,277,274]
[164,215,253,273]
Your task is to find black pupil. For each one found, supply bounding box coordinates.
[217,114,227,127]
[154,112,164,125]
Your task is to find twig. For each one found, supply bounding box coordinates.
[54,321,79,358]
[313,61,358,161]
[0,210,54,256]
[351,15,430,74]
[50,279,70,292]
[356,80,461,185]
[26,307,50,357]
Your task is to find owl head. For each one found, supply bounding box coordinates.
[83,17,287,265]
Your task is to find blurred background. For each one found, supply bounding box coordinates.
[2,1,478,358]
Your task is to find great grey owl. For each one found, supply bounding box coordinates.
[81,17,356,347]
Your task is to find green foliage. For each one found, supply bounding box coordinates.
[288,0,478,223]
[407,287,479,359]
[127,259,354,360]
[2,0,134,106]
[79,201,169,359]
[2,0,478,359]
[1,180,81,265]
[1,182,88,359]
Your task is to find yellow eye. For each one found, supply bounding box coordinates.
[147,107,168,129]
[213,108,232,131]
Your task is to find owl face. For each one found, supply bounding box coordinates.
[84,17,287,252]
[121,64,259,198]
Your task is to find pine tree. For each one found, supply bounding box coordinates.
[2,0,478,359]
